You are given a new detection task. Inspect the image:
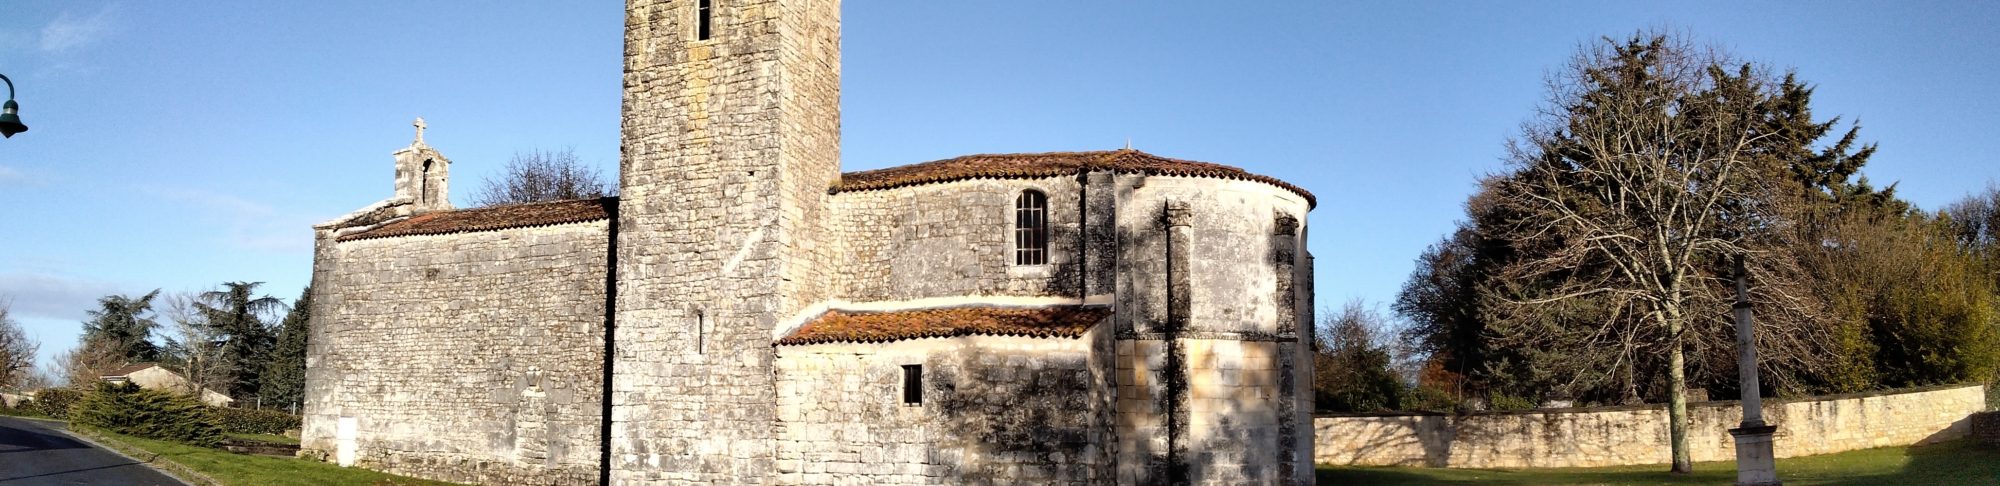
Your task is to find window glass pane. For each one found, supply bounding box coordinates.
[1015,191,1048,265]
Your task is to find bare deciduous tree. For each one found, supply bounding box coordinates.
[160,291,229,399]
[0,297,41,389]
[1488,34,1836,473]
[472,148,612,206]
[55,337,125,387]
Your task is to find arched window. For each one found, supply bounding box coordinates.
[1015,190,1049,265]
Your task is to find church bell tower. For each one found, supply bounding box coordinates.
[610,0,841,482]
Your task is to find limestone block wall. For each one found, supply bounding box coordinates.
[1113,175,1312,337]
[772,325,1115,485]
[1314,384,1988,468]
[1109,174,1314,484]
[826,177,1084,302]
[1115,338,1292,484]
[301,222,609,484]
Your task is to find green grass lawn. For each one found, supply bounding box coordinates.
[81,428,460,486]
[226,432,301,445]
[1318,440,2000,485]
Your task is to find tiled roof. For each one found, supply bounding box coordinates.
[338,197,615,241]
[834,149,1315,207]
[775,305,1112,346]
[102,362,162,377]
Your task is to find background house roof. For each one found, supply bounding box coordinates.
[101,362,164,377]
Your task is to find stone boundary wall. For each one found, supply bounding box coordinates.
[1314,384,1986,468]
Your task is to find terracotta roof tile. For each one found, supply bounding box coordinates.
[775,306,1111,346]
[338,197,615,241]
[835,149,1315,207]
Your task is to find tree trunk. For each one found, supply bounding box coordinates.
[1664,306,1693,473]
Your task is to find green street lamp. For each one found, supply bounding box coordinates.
[0,74,26,138]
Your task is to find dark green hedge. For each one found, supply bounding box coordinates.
[212,406,301,435]
[31,387,82,419]
[71,382,223,447]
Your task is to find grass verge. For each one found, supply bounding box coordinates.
[72,426,460,486]
[1318,439,2000,485]
[226,432,301,445]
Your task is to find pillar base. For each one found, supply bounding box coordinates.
[1729,424,1780,486]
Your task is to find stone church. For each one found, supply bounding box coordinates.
[301,1,1316,484]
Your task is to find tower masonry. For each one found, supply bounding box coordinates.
[611,0,841,482]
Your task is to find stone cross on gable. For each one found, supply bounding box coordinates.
[413,117,427,146]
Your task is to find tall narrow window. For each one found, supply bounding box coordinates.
[696,0,713,40]
[1015,190,1049,265]
[696,309,706,354]
[901,364,923,405]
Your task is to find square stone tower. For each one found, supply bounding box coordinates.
[611,0,840,483]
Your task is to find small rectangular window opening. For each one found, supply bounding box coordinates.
[696,0,713,41]
[901,364,923,405]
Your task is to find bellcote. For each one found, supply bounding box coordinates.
[393,117,451,213]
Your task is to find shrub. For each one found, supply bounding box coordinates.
[31,387,82,419]
[1489,393,1536,411]
[71,382,223,447]
[0,402,46,418]
[212,406,302,435]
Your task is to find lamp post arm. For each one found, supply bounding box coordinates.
[0,74,12,100]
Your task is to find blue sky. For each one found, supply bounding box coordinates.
[2,2,1997,369]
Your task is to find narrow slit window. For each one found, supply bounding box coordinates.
[1015,190,1049,265]
[901,364,923,405]
[419,159,432,203]
[696,0,713,40]
[696,310,706,354]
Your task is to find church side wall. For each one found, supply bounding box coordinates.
[826,177,1084,303]
[301,222,609,485]
[773,326,1114,485]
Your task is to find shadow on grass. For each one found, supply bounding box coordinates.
[1318,440,2000,485]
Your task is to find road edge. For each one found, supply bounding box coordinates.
[57,423,219,486]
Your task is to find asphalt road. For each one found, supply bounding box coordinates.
[0,415,187,485]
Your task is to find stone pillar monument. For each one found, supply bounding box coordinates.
[1730,254,1780,486]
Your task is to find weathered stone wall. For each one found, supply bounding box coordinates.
[1314,384,1988,468]
[826,177,1084,302]
[1109,174,1314,484]
[613,0,840,483]
[772,324,1116,485]
[1111,175,1312,337]
[301,222,609,485]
